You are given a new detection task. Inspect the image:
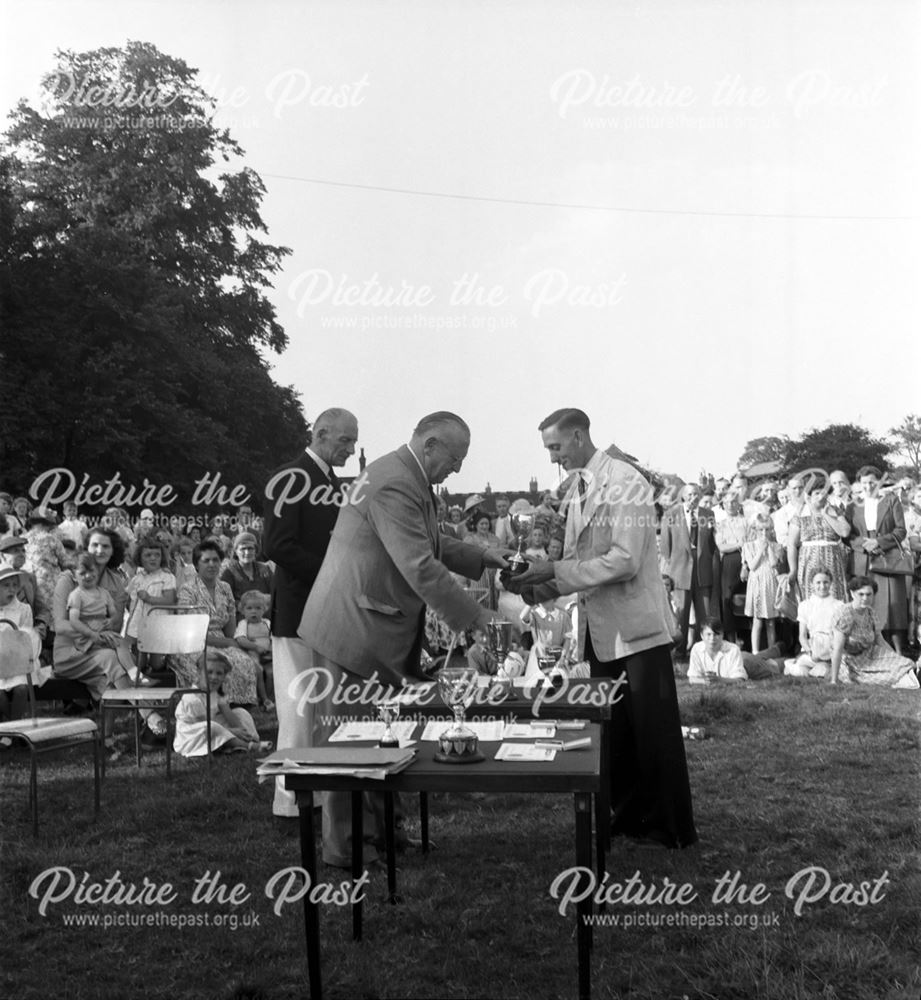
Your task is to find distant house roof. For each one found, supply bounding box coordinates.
[744,459,784,479]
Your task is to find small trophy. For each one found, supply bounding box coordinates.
[486,620,512,663]
[501,509,536,582]
[486,620,514,699]
[377,698,401,748]
[434,666,484,764]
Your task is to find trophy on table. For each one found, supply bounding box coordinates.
[377,698,401,748]
[486,619,516,699]
[433,666,484,764]
[501,509,536,583]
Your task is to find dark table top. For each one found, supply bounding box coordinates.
[282,723,602,795]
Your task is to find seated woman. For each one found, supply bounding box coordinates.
[786,569,846,678]
[51,528,167,737]
[830,576,919,687]
[52,528,136,699]
[173,539,268,707]
[173,651,272,757]
[220,532,273,615]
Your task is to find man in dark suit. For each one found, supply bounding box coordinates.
[659,483,718,657]
[262,407,359,818]
[299,411,507,866]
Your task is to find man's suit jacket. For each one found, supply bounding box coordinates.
[659,507,718,591]
[551,451,673,662]
[262,451,342,638]
[299,445,485,682]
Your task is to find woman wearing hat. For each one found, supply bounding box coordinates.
[24,506,71,612]
[220,531,274,615]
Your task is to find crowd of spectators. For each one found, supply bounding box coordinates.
[2,461,919,741]
[0,493,276,749]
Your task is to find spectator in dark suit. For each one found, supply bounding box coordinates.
[659,484,719,657]
[261,407,359,819]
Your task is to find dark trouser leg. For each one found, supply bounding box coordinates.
[586,629,697,848]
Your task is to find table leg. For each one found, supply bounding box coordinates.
[351,791,363,941]
[593,792,606,913]
[600,718,612,848]
[575,792,593,1000]
[299,793,323,1000]
[384,791,397,904]
[419,791,429,854]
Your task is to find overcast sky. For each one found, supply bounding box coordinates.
[3,0,918,495]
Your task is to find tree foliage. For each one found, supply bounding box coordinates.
[0,41,307,508]
[736,436,790,472]
[888,415,921,477]
[783,423,890,482]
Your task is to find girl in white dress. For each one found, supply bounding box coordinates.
[787,569,846,677]
[173,652,272,757]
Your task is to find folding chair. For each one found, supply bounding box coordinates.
[0,619,100,836]
[98,605,211,779]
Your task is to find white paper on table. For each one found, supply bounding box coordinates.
[329,721,417,743]
[419,720,505,742]
[503,722,556,739]
[494,743,557,762]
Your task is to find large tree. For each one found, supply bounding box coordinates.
[889,415,921,478]
[736,435,790,472]
[0,41,307,508]
[783,423,890,482]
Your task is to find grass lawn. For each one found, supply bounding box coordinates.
[2,677,920,1000]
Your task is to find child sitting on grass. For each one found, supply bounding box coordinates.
[173,651,273,757]
[786,569,846,678]
[234,590,274,711]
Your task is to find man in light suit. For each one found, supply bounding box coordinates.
[262,407,359,819]
[659,483,719,658]
[508,408,696,849]
[299,411,507,866]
